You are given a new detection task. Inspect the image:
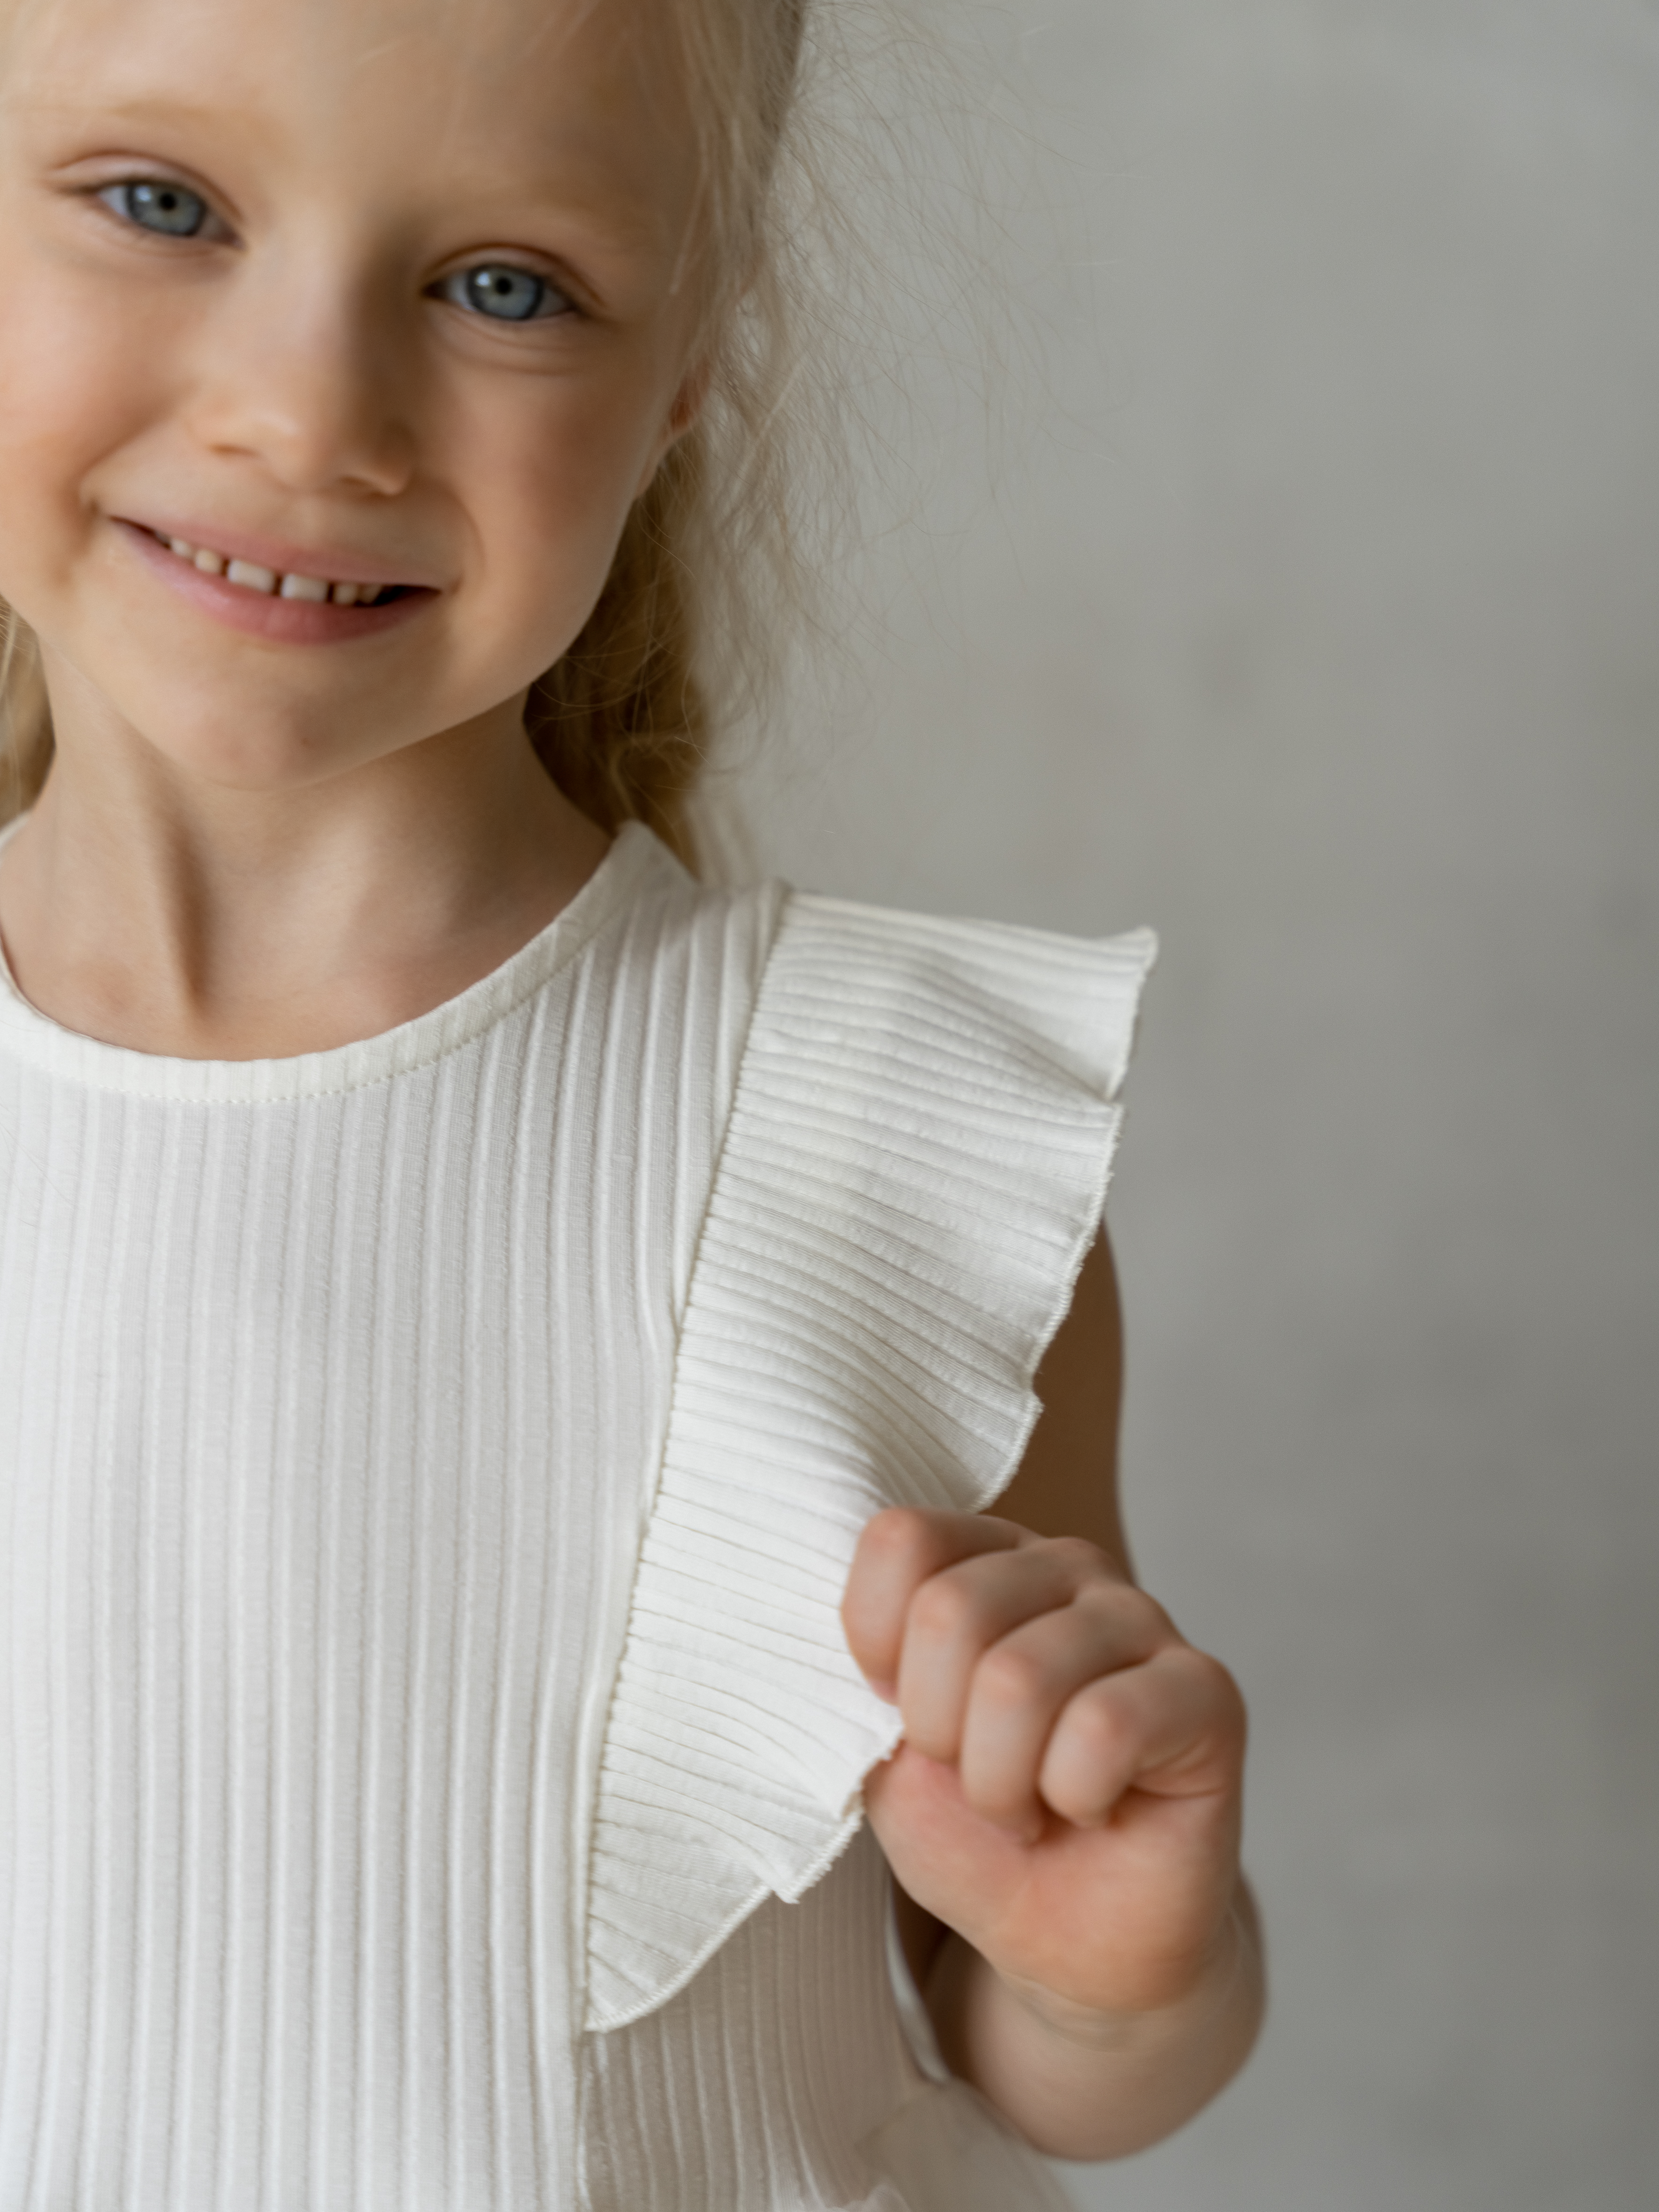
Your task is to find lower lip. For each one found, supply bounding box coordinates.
[115,520,437,645]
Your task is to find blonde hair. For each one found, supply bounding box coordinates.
[0,0,822,870]
[529,0,818,869]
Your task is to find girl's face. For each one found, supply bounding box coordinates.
[0,0,706,791]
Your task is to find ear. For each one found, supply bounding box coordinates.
[634,355,714,499]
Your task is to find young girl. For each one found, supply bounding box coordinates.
[0,0,1262,2203]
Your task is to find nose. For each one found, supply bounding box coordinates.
[185,255,417,499]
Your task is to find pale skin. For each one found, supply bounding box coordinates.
[852,1235,1263,2159]
[0,0,1261,2166]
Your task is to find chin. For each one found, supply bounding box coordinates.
[130,704,397,796]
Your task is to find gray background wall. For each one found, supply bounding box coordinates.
[743,3,1659,2207]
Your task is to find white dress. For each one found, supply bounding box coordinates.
[0,822,1154,2211]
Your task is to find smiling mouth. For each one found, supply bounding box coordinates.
[143,527,413,608]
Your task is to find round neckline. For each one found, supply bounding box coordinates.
[0,818,667,1104]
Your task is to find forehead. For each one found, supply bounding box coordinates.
[0,0,695,212]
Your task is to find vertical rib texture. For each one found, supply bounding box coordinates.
[581,1824,919,2212]
[584,897,1156,2034]
[0,829,777,2210]
[0,821,1153,2210]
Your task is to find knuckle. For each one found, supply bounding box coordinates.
[1121,1585,1174,1636]
[1067,1682,1135,1764]
[1178,1647,1248,1728]
[909,1570,981,1643]
[1082,1580,1171,1645]
[861,1506,936,1565]
[976,1640,1049,1710]
[1042,1534,1108,1580]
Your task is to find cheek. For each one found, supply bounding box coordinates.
[440,350,676,664]
[0,259,162,586]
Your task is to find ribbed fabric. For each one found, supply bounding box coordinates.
[581,1825,914,2212]
[585,895,1157,2033]
[0,823,1153,2211]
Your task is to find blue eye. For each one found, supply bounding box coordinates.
[102,179,210,238]
[442,265,568,323]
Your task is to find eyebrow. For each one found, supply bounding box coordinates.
[29,88,280,149]
[94,97,232,126]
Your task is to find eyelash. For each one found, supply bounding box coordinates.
[92,177,578,324]
[432,266,575,324]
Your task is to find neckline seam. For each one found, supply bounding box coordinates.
[0,819,662,1102]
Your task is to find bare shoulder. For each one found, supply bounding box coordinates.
[995,1226,1134,1574]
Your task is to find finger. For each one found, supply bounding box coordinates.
[896,1536,1121,1760]
[842,1509,1021,1697]
[1038,1645,1246,1828]
[956,1586,1171,1835]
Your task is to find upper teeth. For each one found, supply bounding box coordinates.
[163,534,385,607]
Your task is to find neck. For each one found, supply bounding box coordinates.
[0,678,612,1061]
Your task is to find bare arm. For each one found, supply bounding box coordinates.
[848,1230,1265,2160]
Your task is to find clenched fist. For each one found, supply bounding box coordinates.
[841,1507,1260,2157]
[844,1506,1246,2016]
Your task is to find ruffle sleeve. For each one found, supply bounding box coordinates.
[581,889,1157,2033]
